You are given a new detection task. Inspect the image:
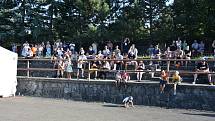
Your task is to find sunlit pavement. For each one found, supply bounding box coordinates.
[0,96,214,121]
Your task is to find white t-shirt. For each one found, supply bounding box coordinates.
[77,55,87,68]
[92,43,97,53]
[122,96,133,103]
[103,49,110,56]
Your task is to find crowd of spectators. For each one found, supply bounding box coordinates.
[13,38,215,85]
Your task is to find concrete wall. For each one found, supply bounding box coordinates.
[17,77,215,111]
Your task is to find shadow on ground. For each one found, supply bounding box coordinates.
[183,113,215,118]
[103,104,124,108]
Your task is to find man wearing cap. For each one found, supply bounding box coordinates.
[193,58,212,85]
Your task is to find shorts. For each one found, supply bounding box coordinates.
[173,80,180,85]
[160,80,167,86]
[77,68,82,71]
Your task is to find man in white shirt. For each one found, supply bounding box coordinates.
[77,53,87,78]
[114,52,123,70]
[176,37,182,49]
[103,46,110,57]
[69,43,75,54]
[92,42,98,54]
[22,41,30,57]
[122,96,134,108]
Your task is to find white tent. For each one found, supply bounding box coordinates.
[0,46,18,97]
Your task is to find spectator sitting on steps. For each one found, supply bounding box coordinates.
[172,71,182,95]
[193,58,212,85]
[160,70,169,94]
[121,70,130,88]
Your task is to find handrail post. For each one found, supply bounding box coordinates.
[27,60,30,78]
[88,61,91,81]
[167,60,170,72]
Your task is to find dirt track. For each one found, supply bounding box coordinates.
[0,96,214,121]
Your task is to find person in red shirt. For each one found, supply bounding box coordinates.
[159,70,169,93]
[121,71,130,88]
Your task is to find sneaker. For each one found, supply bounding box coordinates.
[209,82,213,85]
[192,82,196,84]
[173,91,176,95]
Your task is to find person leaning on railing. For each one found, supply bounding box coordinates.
[57,57,65,78]
[64,54,73,79]
[136,61,146,81]
[89,56,100,79]
[183,46,191,67]
[98,56,111,80]
[77,52,87,78]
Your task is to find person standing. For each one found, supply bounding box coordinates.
[77,52,87,78]
[64,54,73,79]
[176,37,182,49]
[213,40,215,68]
[191,40,199,57]
[147,45,154,58]
[92,42,98,54]
[107,40,113,52]
[31,44,37,57]
[182,40,188,51]
[12,43,17,53]
[102,46,110,57]
[198,41,205,55]
[22,41,30,57]
[136,61,146,81]
[46,41,52,58]
[57,58,65,78]
[212,40,215,58]
[122,38,130,55]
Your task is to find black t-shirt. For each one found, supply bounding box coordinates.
[196,62,209,70]
[184,50,191,57]
[170,44,177,51]
[88,50,94,55]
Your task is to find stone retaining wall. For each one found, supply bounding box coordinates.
[17,77,215,111]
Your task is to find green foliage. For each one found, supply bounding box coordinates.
[0,0,214,47]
